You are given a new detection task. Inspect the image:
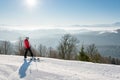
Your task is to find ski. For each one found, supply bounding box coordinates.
[28,57,40,62]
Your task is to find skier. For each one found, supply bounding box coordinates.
[24,37,33,59]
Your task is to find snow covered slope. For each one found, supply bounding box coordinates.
[0,55,120,80]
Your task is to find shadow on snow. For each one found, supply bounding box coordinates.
[19,59,32,78]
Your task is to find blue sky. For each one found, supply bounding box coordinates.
[0,0,120,30]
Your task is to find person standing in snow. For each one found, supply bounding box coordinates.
[24,37,33,59]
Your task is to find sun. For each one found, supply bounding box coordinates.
[25,0,37,8]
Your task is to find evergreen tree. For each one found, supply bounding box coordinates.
[78,45,89,61]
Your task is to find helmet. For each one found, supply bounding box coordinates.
[26,37,29,39]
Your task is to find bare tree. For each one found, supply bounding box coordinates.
[0,46,3,54]
[48,47,52,57]
[0,41,12,55]
[48,47,58,58]
[86,44,101,62]
[38,44,47,57]
[16,37,24,55]
[58,34,79,60]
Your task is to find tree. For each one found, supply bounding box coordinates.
[38,44,47,57]
[78,45,89,61]
[0,46,3,54]
[48,47,58,58]
[111,58,116,64]
[86,44,101,62]
[3,41,12,55]
[58,34,79,60]
[15,37,24,55]
[0,41,13,55]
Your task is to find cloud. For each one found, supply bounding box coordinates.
[112,22,120,26]
[0,22,120,32]
[66,22,120,34]
[98,30,118,34]
[71,22,120,27]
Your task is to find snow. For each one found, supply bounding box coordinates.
[0,55,120,80]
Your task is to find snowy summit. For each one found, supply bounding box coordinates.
[0,55,120,80]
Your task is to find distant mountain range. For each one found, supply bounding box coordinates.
[0,25,120,58]
[0,28,120,46]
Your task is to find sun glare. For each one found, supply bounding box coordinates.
[26,0,37,8]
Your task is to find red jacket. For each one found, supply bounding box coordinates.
[24,39,30,49]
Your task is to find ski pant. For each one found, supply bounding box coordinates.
[24,48,33,58]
